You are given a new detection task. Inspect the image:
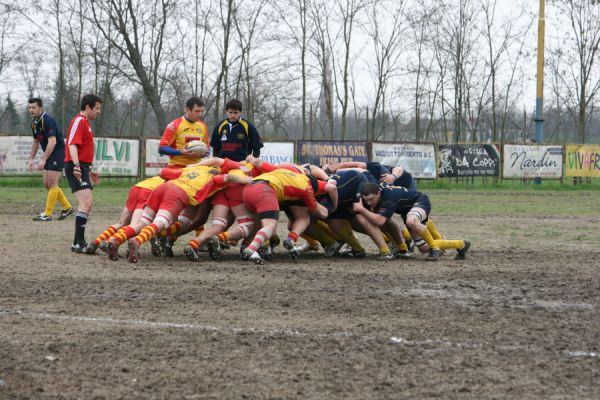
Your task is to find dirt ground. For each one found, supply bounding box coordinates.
[1,193,599,399]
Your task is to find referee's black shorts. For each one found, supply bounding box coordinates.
[65,162,94,193]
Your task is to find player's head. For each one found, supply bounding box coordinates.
[28,98,43,118]
[360,182,382,208]
[225,98,243,122]
[185,96,205,122]
[81,94,103,120]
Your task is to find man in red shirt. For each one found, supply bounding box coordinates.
[65,94,102,253]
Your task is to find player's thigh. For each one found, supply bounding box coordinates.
[74,188,93,211]
[43,169,62,188]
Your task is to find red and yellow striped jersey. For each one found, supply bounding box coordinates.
[134,175,165,191]
[252,169,318,212]
[160,116,209,167]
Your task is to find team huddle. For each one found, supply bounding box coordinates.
[29,95,470,264]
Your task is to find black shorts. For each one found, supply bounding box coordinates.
[44,151,65,171]
[328,204,356,220]
[65,162,94,193]
[399,194,431,222]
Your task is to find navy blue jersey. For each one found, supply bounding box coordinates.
[320,169,367,212]
[375,187,423,220]
[210,117,263,162]
[31,113,64,154]
[366,161,390,179]
[383,164,417,190]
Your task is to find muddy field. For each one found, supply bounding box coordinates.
[1,190,599,399]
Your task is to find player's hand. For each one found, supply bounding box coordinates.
[180,149,197,157]
[380,173,395,184]
[28,159,35,171]
[37,159,46,171]
[73,168,82,181]
[246,155,260,166]
[90,171,101,185]
[352,200,365,213]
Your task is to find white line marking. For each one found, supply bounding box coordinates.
[0,309,596,358]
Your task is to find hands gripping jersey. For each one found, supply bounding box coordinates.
[251,169,318,212]
[376,186,430,220]
[160,116,209,167]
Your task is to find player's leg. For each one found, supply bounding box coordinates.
[327,218,365,257]
[185,204,229,261]
[352,214,393,259]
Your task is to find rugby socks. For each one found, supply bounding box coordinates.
[56,188,72,210]
[337,221,364,252]
[135,223,159,245]
[426,219,443,240]
[397,241,409,252]
[419,228,439,250]
[159,221,183,239]
[300,234,321,248]
[217,232,230,243]
[402,228,412,242]
[304,224,335,246]
[434,239,466,250]
[44,187,59,216]
[378,244,391,255]
[287,231,299,244]
[188,239,200,250]
[110,226,136,245]
[247,226,274,253]
[74,211,88,245]
[94,226,118,246]
[316,220,341,241]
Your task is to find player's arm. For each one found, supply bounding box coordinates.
[381,166,405,184]
[324,181,338,212]
[28,139,40,171]
[191,157,226,167]
[224,173,251,184]
[329,161,367,172]
[352,200,387,227]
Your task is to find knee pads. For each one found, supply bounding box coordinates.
[407,208,427,223]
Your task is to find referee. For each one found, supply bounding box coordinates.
[65,94,102,253]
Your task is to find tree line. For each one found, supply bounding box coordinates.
[0,0,599,145]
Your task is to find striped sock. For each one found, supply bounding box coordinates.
[188,240,199,250]
[217,232,230,243]
[94,226,118,246]
[247,226,274,253]
[287,231,299,243]
[112,226,137,245]
[135,224,159,245]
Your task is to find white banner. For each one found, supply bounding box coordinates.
[0,136,43,174]
[93,138,139,176]
[144,139,170,176]
[371,143,437,179]
[260,142,295,164]
[503,144,563,178]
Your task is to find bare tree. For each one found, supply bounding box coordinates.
[90,0,177,133]
[212,0,235,121]
[548,0,600,143]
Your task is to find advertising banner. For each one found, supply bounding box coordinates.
[94,138,139,176]
[145,139,170,176]
[0,136,42,175]
[438,144,500,177]
[260,142,295,164]
[297,141,368,166]
[503,145,563,178]
[371,142,436,179]
[565,144,600,177]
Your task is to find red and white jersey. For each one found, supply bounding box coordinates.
[65,114,95,163]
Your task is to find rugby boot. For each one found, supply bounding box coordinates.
[207,235,224,261]
[297,241,320,253]
[426,248,443,261]
[454,240,471,260]
[98,241,108,253]
[183,245,200,262]
[283,238,300,260]
[336,242,352,255]
[258,244,272,260]
[70,242,86,254]
[84,242,98,255]
[377,252,394,261]
[107,238,120,261]
[149,237,162,257]
[324,241,343,257]
[57,207,74,220]
[241,248,265,264]
[159,237,174,257]
[33,213,52,221]
[127,239,140,263]
[395,250,412,259]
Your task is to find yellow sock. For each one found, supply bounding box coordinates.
[419,227,439,250]
[398,241,408,252]
[427,219,443,240]
[56,188,72,209]
[301,234,320,248]
[378,244,391,255]
[336,221,364,251]
[433,239,465,250]
[402,228,412,242]
[304,224,335,246]
[44,187,59,216]
[316,220,341,241]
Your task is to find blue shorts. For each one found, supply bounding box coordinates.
[44,151,65,171]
